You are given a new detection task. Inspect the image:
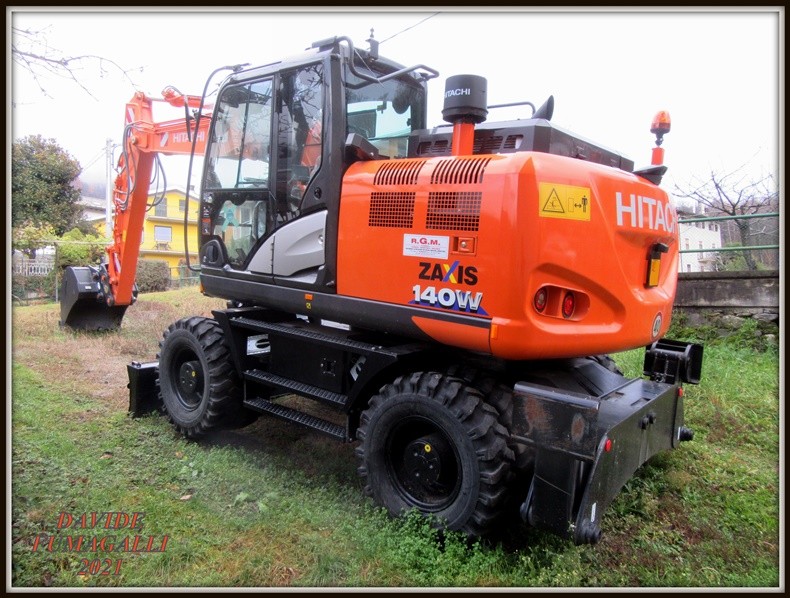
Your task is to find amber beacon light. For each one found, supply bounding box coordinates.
[650,110,671,166]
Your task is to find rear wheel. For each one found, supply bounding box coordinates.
[158,316,253,438]
[443,366,534,519]
[589,354,624,375]
[355,372,513,537]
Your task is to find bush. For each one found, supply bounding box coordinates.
[57,228,106,268]
[668,310,778,353]
[12,273,52,301]
[136,260,171,293]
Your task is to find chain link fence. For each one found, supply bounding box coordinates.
[11,258,199,305]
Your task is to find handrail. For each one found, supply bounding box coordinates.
[678,212,779,224]
[679,245,779,254]
[676,211,778,258]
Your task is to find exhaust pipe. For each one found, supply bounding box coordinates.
[59,265,130,331]
[442,74,488,156]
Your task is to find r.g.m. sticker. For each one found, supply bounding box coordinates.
[403,234,450,259]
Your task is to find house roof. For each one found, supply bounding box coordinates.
[79,195,106,210]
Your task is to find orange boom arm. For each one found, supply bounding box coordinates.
[104,91,211,307]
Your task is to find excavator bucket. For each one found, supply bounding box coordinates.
[59,266,128,331]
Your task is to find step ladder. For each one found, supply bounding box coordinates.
[243,395,347,442]
[228,313,425,443]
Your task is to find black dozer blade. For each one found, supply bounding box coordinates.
[59,266,128,331]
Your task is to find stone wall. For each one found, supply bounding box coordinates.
[673,270,780,345]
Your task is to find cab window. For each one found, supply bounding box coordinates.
[204,79,273,269]
[275,64,324,218]
[345,69,425,159]
[206,79,272,189]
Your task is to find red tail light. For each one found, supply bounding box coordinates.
[534,288,548,313]
[562,292,575,318]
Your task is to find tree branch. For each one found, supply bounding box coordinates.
[674,161,777,218]
[11,26,143,100]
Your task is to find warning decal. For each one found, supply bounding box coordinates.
[539,183,592,221]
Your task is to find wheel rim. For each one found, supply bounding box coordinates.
[168,348,204,411]
[386,416,461,511]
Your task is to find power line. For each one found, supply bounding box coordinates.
[80,147,106,172]
[378,12,441,45]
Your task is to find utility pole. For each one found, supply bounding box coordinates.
[105,138,115,238]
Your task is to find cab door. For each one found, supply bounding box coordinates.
[201,63,327,284]
[201,77,275,271]
[267,63,327,284]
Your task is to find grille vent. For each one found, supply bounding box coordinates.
[474,136,503,154]
[426,192,482,232]
[503,134,523,149]
[417,140,449,156]
[373,160,426,186]
[368,192,415,228]
[430,157,492,185]
[417,135,523,156]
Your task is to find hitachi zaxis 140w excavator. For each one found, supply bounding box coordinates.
[60,35,703,544]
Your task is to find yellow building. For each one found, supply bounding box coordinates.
[139,188,200,279]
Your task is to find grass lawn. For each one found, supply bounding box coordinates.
[9,288,782,588]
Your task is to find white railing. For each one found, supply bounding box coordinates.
[12,259,55,276]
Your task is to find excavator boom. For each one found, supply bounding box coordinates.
[60,90,210,330]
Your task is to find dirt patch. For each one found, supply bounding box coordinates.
[657,496,722,545]
[12,291,227,417]
[221,527,304,586]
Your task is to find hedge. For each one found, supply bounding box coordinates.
[135,259,171,293]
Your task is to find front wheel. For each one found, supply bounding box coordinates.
[157,316,252,438]
[355,372,513,537]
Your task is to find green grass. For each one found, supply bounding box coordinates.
[10,290,781,588]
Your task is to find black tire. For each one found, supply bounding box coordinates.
[355,372,513,537]
[443,366,534,515]
[157,316,252,438]
[443,365,513,431]
[589,354,624,375]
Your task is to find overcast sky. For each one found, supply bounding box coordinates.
[8,7,783,199]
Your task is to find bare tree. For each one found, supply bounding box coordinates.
[675,162,778,271]
[11,25,142,101]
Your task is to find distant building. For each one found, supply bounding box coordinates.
[676,205,723,273]
[78,187,200,278]
[139,188,200,278]
[78,195,107,234]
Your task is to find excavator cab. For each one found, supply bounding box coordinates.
[197,43,432,294]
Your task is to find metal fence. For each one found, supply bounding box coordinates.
[12,263,200,304]
[169,267,201,290]
[678,212,779,271]
[12,258,55,277]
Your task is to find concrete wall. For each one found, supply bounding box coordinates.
[673,270,780,334]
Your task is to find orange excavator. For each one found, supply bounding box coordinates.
[61,35,702,544]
